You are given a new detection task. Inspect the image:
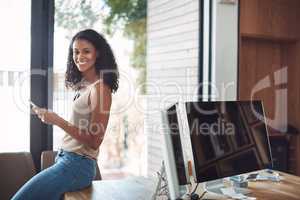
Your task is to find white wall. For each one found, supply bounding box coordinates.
[211,0,239,101]
[146,0,239,176]
[146,0,199,176]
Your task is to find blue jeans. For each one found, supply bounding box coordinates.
[11,150,96,200]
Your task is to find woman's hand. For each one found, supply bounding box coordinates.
[32,107,62,125]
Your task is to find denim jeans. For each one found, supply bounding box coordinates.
[11,150,96,200]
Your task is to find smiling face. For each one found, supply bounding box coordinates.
[72,39,98,73]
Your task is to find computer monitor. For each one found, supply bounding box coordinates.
[184,101,273,183]
[161,103,189,200]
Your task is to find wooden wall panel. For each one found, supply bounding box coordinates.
[239,0,300,128]
[271,0,298,39]
[239,39,284,128]
[285,43,299,128]
[239,0,259,36]
[239,0,300,175]
[240,0,299,39]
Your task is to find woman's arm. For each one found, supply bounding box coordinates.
[34,82,112,150]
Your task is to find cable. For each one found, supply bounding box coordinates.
[190,183,199,200]
[190,191,207,200]
[198,191,207,200]
[191,183,200,194]
[189,183,207,200]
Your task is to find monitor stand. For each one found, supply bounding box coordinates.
[203,177,251,196]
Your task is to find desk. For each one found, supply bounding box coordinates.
[243,171,300,200]
[65,171,300,200]
[64,176,156,200]
[196,171,300,200]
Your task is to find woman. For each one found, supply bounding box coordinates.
[12,29,119,200]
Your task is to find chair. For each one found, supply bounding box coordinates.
[41,150,102,180]
[0,152,36,200]
[41,150,58,170]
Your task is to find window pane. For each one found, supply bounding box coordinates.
[0,71,3,86]
[53,0,103,156]
[0,1,31,152]
[8,72,14,86]
[53,0,146,178]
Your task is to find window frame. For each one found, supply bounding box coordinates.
[30,0,54,171]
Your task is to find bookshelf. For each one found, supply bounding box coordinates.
[188,102,271,180]
[238,0,300,175]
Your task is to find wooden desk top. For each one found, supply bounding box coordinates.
[64,176,156,200]
[197,171,300,200]
[245,171,300,200]
[64,171,300,200]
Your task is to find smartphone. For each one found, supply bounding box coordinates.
[29,100,40,108]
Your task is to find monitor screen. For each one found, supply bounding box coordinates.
[185,101,273,183]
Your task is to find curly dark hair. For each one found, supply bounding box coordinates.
[65,29,119,93]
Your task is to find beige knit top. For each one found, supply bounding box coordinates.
[61,79,101,160]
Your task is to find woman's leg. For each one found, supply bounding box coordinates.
[11,159,72,200]
[11,151,96,200]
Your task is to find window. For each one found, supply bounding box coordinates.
[53,0,146,178]
[0,1,31,152]
[8,71,14,86]
[0,71,3,86]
